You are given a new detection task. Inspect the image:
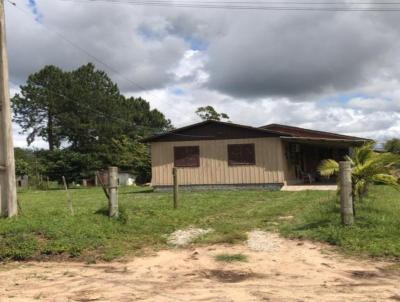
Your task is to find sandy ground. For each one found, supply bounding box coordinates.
[0,234,399,302]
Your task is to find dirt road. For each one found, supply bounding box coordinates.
[0,234,399,301]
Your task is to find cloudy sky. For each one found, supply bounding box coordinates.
[7,0,400,148]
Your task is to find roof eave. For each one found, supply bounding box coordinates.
[140,120,289,143]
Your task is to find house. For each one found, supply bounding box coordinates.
[141,120,368,190]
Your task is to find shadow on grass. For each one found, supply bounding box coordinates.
[119,188,154,195]
[94,206,129,224]
[94,207,109,217]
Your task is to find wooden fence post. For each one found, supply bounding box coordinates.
[62,176,74,215]
[108,166,119,218]
[339,161,353,226]
[173,167,178,209]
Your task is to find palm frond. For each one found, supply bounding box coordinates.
[372,174,400,190]
[352,141,375,166]
[377,152,400,168]
[344,155,354,165]
[318,159,339,177]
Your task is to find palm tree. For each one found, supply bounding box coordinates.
[318,142,400,215]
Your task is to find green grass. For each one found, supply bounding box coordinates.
[214,253,248,262]
[279,185,400,259]
[0,185,399,261]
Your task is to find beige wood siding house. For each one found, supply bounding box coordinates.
[142,120,367,190]
[151,137,287,186]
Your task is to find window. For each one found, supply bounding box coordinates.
[174,146,200,167]
[228,144,256,166]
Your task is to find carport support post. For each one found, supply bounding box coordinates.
[339,161,354,226]
[173,167,178,209]
[108,166,119,218]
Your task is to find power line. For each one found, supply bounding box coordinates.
[7,0,181,135]
[7,0,150,92]
[58,0,400,5]
[10,79,214,138]
[9,79,148,131]
[56,0,400,11]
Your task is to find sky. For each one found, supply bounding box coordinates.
[6,0,400,149]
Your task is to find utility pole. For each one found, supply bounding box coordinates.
[0,0,17,217]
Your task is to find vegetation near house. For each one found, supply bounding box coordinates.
[12,63,171,183]
[14,147,33,177]
[318,142,400,214]
[1,185,399,261]
[196,105,230,121]
[384,138,400,154]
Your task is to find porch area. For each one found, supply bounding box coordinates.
[282,137,360,186]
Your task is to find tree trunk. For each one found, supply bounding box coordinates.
[47,109,55,151]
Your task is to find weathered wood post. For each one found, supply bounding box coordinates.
[172,167,178,209]
[108,166,119,218]
[0,0,17,217]
[339,161,354,226]
[94,172,98,187]
[62,176,74,215]
[82,179,87,187]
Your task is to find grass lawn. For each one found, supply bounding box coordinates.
[0,185,399,261]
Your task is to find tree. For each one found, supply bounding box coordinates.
[318,142,400,214]
[12,66,67,150]
[37,149,102,183]
[117,96,172,139]
[196,105,229,121]
[14,148,34,176]
[384,138,400,154]
[61,63,123,152]
[13,63,172,184]
[103,135,151,183]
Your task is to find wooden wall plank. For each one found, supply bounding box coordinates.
[151,138,287,186]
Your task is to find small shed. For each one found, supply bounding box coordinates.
[118,172,136,186]
[96,170,136,186]
[16,175,29,188]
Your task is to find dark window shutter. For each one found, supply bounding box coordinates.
[174,146,200,167]
[228,144,255,165]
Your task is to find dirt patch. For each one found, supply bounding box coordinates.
[167,227,213,246]
[350,270,381,279]
[199,269,264,283]
[0,233,399,301]
[246,230,282,251]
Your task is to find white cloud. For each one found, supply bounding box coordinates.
[6,0,400,147]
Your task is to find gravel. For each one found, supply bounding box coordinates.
[246,230,282,252]
[167,227,213,246]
